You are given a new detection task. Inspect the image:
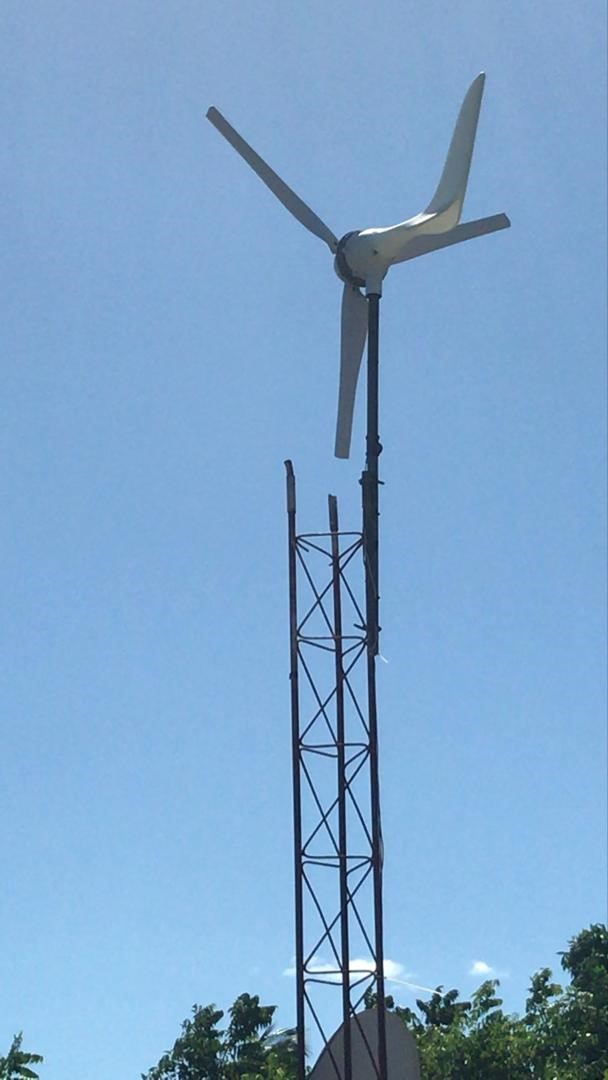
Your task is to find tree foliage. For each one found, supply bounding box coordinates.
[0,1034,43,1080]
[408,923,608,1079]
[143,925,607,1079]
[8,924,604,1078]
[141,993,298,1080]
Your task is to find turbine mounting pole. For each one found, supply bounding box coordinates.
[361,292,388,1080]
[363,293,381,657]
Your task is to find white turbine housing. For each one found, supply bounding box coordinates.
[334,230,389,295]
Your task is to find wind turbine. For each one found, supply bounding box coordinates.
[207,78,509,1079]
[206,73,510,461]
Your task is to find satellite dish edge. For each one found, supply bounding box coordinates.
[308,1008,421,1080]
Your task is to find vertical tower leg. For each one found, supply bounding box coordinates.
[329,494,352,1080]
[286,461,307,1080]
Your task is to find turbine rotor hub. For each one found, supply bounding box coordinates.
[334,232,365,288]
[334,230,388,294]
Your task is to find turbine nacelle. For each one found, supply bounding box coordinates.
[334,231,372,289]
[335,218,446,296]
[207,72,510,458]
[334,230,388,294]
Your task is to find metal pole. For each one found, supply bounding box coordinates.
[362,293,381,655]
[329,495,352,1080]
[360,295,387,1080]
[285,460,306,1080]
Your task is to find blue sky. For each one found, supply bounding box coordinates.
[1,2,606,1076]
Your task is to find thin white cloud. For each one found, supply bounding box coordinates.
[283,956,437,997]
[283,956,404,982]
[350,957,405,980]
[469,960,494,976]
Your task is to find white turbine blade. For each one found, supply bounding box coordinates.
[206,106,338,253]
[424,72,486,228]
[390,212,510,264]
[345,74,488,270]
[335,285,368,459]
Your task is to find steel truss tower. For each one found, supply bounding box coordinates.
[285,293,387,1080]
